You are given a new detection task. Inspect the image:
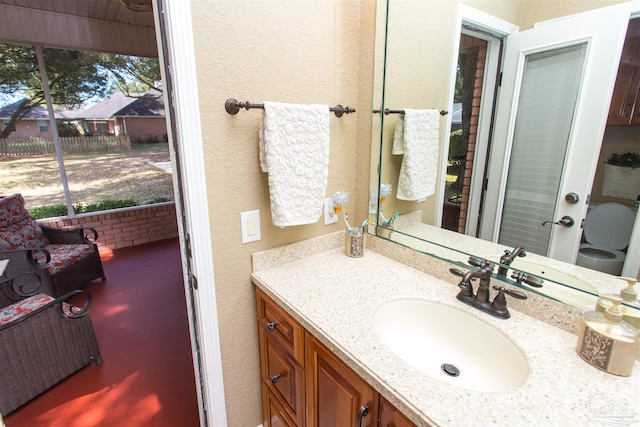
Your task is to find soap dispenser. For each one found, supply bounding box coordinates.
[595,278,640,329]
[619,277,638,303]
[576,295,639,376]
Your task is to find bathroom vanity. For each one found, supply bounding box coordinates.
[256,287,416,427]
[252,232,640,427]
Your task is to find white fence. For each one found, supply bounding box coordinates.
[0,135,131,156]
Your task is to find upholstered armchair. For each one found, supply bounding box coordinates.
[0,272,102,415]
[0,193,106,297]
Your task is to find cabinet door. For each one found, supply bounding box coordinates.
[378,395,418,427]
[305,332,377,427]
[608,20,640,125]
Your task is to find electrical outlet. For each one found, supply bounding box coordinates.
[241,210,261,243]
[324,198,338,225]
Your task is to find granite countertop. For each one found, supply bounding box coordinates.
[251,235,640,427]
[392,222,636,300]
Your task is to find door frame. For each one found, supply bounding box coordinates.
[440,5,518,233]
[622,0,640,278]
[153,1,228,425]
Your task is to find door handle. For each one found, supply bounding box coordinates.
[541,216,575,227]
[356,405,369,427]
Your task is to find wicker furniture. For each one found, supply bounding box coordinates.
[0,194,106,297]
[0,272,102,415]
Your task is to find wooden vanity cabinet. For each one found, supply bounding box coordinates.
[608,20,640,126]
[256,288,418,427]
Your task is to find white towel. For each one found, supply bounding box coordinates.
[259,102,330,227]
[394,109,440,201]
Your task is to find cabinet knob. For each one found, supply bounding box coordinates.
[269,373,281,384]
[266,322,278,331]
[356,405,369,427]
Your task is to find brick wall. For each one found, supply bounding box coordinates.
[40,202,179,252]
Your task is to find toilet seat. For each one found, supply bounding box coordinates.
[582,202,635,250]
[576,202,635,275]
[578,243,625,262]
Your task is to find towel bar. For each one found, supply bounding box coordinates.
[373,108,448,116]
[225,98,356,117]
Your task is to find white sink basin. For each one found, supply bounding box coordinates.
[373,299,528,392]
[509,260,598,311]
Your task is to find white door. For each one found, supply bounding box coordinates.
[481,3,631,263]
[154,0,228,425]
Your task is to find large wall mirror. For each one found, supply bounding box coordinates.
[370,0,640,313]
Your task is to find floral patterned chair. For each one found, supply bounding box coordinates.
[0,272,102,415]
[0,193,106,297]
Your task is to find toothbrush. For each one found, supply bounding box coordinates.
[360,219,369,234]
[343,213,352,231]
[379,208,388,225]
[389,211,400,224]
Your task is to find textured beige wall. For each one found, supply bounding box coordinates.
[518,0,625,30]
[190,1,375,425]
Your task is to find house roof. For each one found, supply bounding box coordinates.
[76,91,165,119]
[0,99,75,120]
[0,91,166,121]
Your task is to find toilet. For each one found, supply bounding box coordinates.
[576,202,636,276]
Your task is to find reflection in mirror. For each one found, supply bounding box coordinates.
[370,0,640,311]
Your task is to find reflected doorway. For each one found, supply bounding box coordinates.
[442,33,489,233]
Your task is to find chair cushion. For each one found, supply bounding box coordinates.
[35,244,95,276]
[0,293,77,325]
[0,293,54,325]
[0,217,50,251]
[0,194,30,228]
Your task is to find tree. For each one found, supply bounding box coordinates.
[98,54,161,101]
[0,45,162,139]
[0,44,110,138]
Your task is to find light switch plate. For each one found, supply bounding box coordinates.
[241,210,261,243]
[324,198,338,225]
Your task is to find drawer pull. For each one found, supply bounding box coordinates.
[269,373,282,384]
[266,322,278,331]
[356,405,369,427]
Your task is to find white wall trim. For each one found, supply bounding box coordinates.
[153,1,228,426]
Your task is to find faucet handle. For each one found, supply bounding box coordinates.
[511,271,544,288]
[450,268,475,298]
[449,268,465,277]
[467,256,486,267]
[449,268,478,281]
[503,287,527,300]
[490,286,527,319]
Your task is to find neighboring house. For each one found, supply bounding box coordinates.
[78,91,167,143]
[0,91,166,143]
[0,101,73,139]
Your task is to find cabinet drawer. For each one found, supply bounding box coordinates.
[256,288,305,366]
[259,327,305,426]
[262,388,297,427]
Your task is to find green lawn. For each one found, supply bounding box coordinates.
[0,143,175,216]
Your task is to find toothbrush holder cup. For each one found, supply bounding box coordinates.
[345,230,365,258]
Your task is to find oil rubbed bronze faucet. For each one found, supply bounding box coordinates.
[497,246,526,275]
[450,262,527,319]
